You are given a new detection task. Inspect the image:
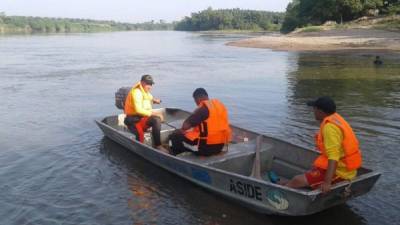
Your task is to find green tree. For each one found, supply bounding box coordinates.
[281,0,302,33]
[338,0,364,21]
[0,15,174,34]
[281,0,392,33]
[363,0,384,10]
[174,8,284,31]
[381,0,400,15]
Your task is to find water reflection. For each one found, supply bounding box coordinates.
[284,53,400,142]
[100,138,196,225]
[286,53,400,108]
[275,205,366,225]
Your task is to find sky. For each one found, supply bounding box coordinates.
[0,0,291,23]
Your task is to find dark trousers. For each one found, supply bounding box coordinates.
[124,115,162,146]
[169,130,224,156]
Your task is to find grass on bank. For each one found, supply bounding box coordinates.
[373,17,400,30]
[298,26,324,32]
[291,15,400,34]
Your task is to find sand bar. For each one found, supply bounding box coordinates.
[227,29,400,52]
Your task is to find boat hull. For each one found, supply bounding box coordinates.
[95,108,380,216]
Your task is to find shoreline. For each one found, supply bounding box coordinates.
[226,28,400,53]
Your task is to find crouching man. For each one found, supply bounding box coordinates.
[169,88,231,156]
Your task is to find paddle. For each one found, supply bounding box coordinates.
[250,135,262,179]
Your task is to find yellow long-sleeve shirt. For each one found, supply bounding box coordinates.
[131,88,153,117]
[124,83,153,117]
[322,123,357,180]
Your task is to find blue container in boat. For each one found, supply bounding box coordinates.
[267,171,280,184]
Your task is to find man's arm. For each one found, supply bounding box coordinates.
[321,160,337,194]
[321,123,343,193]
[181,120,192,131]
[153,98,161,104]
[181,106,209,131]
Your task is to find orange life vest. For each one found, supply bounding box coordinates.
[124,82,152,116]
[314,113,362,170]
[185,99,232,145]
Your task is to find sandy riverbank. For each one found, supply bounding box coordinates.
[226,28,400,52]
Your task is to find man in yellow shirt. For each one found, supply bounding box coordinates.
[124,75,167,153]
[283,96,362,193]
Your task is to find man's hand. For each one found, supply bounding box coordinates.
[175,129,185,135]
[153,98,162,104]
[151,110,164,122]
[320,181,332,194]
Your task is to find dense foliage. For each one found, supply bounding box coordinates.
[281,0,400,33]
[0,14,174,34]
[174,8,285,31]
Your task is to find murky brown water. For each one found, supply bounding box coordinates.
[1,31,399,225]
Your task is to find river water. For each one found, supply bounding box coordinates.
[0,31,399,225]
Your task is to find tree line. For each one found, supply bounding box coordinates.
[0,9,285,34]
[281,0,400,33]
[0,13,174,34]
[174,8,285,31]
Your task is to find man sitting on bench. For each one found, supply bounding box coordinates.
[169,88,231,156]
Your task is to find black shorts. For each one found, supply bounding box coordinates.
[169,130,224,156]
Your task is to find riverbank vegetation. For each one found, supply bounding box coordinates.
[0,13,174,34]
[281,0,400,33]
[174,8,285,31]
[287,15,400,34]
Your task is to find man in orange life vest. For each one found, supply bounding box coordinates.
[124,74,168,153]
[169,88,232,156]
[283,96,362,193]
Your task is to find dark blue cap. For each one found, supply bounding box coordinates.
[307,96,336,114]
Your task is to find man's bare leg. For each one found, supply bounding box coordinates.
[156,145,170,154]
[285,174,309,189]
